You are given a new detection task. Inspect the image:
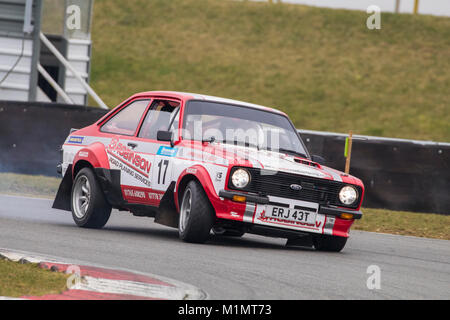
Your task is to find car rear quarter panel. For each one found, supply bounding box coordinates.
[71,142,110,178]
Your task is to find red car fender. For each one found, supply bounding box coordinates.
[332,217,354,238]
[71,142,110,178]
[174,165,219,212]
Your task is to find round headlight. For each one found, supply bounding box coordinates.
[339,186,358,205]
[231,168,250,189]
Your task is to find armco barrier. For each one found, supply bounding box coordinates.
[0,101,107,176]
[299,130,450,214]
[0,101,448,214]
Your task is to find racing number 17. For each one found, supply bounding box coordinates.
[157,159,169,184]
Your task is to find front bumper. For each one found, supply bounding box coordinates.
[218,189,362,220]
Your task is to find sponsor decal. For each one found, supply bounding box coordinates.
[107,139,151,178]
[68,136,84,144]
[148,192,163,201]
[123,189,146,199]
[257,210,321,229]
[109,157,151,187]
[122,187,164,203]
[78,151,89,158]
[215,172,223,181]
[157,146,178,157]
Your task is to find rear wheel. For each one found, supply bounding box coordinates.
[71,168,111,229]
[179,181,215,243]
[312,234,347,252]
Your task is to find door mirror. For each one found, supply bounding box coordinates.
[157,130,174,147]
[311,154,326,165]
[157,130,172,142]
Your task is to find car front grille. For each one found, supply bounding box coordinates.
[227,167,362,209]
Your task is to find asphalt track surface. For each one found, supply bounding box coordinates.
[0,194,448,299]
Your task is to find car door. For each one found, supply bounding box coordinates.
[100,98,155,203]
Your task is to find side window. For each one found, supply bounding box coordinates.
[101,99,150,136]
[138,100,180,140]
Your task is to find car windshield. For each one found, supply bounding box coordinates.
[182,100,308,158]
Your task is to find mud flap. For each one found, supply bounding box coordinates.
[155,182,179,228]
[52,165,73,211]
[94,168,124,207]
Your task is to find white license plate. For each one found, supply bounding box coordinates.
[267,205,317,224]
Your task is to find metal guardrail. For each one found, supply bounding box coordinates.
[299,129,450,147]
[37,63,74,104]
[299,129,449,214]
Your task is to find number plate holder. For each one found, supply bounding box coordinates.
[266,198,318,224]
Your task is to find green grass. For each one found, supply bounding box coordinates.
[0,173,59,198]
[1,172,448,240]
[0,259,68,298]
[353,208,450,240]
[89,0,450,141]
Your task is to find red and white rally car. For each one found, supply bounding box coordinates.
[53,91,364,252]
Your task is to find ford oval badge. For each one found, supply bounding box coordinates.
[290,184,302,191]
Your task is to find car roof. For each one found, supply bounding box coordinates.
[132,91,286,116]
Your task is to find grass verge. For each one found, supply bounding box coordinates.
[0,173,448,240]
[353,208,450,240]
[0,259,68,298]
[0,173,60,199]
[89,0,450,141]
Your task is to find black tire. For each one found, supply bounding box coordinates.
[312,234,348,252]
[212,227,245,237]
[71,167,112,229]
[178,180,215,243]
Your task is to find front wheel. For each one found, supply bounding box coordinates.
[71,167,112,229]
[178,181,215,243]
[312,234,348,252]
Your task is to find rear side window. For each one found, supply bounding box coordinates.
[101,99,150,136]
